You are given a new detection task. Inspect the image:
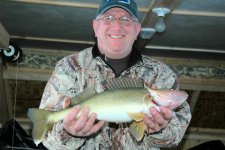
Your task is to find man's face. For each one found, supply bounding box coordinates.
[93,7,141,59]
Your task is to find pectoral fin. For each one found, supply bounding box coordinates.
[128,112,145,122]
[130,121,146,141]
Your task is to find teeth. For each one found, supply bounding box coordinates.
[110,35,123,39]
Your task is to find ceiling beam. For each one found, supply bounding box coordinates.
[184,127,225,142]
[3,68,51,81]
[10,0,99,8]
[141,0,181,26]
[179,78,225,92]
[136,0,181,51]
[173,10,225,18]
[9,0,148,12]
[141,0,157,27]
[10,35,95,45]
[145,45,225,54]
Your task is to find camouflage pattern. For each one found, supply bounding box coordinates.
[39,46,191,150]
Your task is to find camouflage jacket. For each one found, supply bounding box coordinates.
[39,45,191,150]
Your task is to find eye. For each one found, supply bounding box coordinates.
[120,16,131,22]
[104,16,114,22]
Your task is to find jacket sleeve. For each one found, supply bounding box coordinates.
[145,63,192,148]
[39,57,86,150]
[146,101,191,148]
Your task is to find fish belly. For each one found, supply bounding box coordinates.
[80,88,146,122]
[96,105,138,122]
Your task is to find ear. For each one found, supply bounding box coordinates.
[93,20,98,35]
[135,23,141,38]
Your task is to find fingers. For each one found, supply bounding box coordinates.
[89,120,105,134]
[76,114,105,136]
[144,115,159,131]
[63,97,71,108]
[81,113,97,133]
[160,106,173,120]
[63,105,81,127]
[144,107,173,133]
[151,107,167,128]
[83,117,105,136]
[63,106,104,137]
[74,107,90,131]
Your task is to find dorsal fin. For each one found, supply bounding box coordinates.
[70,88,97,105]
[106,77,144,90]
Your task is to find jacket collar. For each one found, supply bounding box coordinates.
[92,43,143,68]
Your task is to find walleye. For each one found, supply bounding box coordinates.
[27,78,188,145]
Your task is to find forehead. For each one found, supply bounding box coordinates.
[104,7,131,16]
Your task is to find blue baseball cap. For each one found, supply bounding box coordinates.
[96,0,139,20]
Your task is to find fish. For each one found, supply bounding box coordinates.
[27,78,188,145]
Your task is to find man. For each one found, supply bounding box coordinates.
[39,0,191,149]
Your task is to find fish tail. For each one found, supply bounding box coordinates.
[27,108,52,146]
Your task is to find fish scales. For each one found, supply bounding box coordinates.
[77,88,150,122]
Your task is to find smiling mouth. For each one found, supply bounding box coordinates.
[109,35,124,39]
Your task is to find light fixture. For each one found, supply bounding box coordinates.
[0,42,23,62]
[140,28,156,39]
[152,8,170,33]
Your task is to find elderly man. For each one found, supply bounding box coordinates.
[39,0,191,149]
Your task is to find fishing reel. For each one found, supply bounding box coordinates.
[0,42,23,63]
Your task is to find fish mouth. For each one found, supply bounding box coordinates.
[152,99,160,106]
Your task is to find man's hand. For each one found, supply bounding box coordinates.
[143,106,173,133]
[62,97,105,137]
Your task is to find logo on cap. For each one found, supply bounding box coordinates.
[106,0,130,4]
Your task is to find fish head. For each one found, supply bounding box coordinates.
[147,88,188,110]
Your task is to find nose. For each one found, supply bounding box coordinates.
[113,18,122,27]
